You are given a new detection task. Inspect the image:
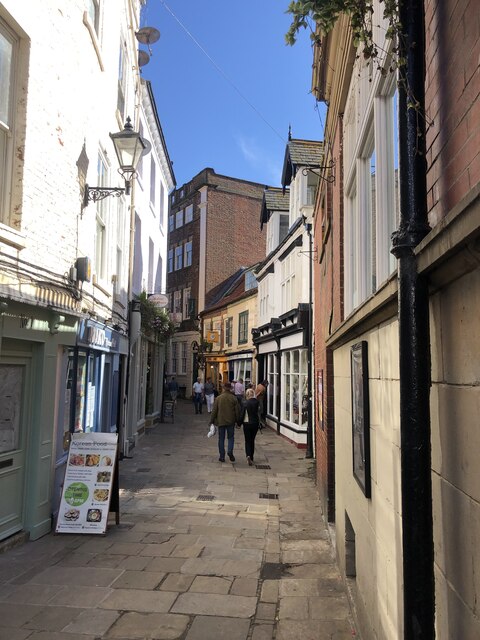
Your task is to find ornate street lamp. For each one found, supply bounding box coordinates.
[83,117,150,207]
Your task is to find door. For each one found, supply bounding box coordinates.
[0,359,30,540]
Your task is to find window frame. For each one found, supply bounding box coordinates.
[0,19,17,227]
[238,311,249,345]
[184,204,193,223]
[174,245,183,271]
[184,239,192,267]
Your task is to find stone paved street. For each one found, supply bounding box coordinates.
[0,400,358,639]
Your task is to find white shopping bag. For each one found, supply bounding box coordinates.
[207,424,216,438]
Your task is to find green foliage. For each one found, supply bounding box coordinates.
[285,0,400,63]
[137,291,175,342]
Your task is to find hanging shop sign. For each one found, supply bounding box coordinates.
[56,432,118,535]
[77,319,120,352]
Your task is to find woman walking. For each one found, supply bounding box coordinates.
[240,388,261,466]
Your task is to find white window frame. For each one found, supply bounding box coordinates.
[184,240,192,267]
[95,150,110,282]
[281,253,296,312]
[183,287,191,319]
[150,157,156,206]
[171,342,178,375]
[238,311,249,344]
[117,35,128,120]
[173,290,182,314]
[175,209,183,228]
[185,204,193,223]
[174,245,183,270]
[281,349,307,427]
[267,353,278,417]
[343,31,399,316]
[0,19,16,226]
[180,341,187,375]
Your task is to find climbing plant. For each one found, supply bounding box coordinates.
[137,291,175,342]
[285,0,401,63]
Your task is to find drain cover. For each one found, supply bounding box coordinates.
[259,493,278,500]
[255,464,271,469]
[197,495,215,501]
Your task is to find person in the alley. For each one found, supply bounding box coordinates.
[210,381,241,462]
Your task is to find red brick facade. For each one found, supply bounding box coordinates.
[424,0,479,225]
[167,169,265,320]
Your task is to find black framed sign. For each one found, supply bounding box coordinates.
[351,341,371,498]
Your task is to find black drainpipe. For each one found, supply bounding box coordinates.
[391,0,435,638]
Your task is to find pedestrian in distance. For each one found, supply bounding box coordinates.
[204,376,216,413]
[255,379,269,427]
[192,377,204,414]
[168,376,179,402]
[210,381,241,462]
[240,388,261,466]
[234,377,245,405]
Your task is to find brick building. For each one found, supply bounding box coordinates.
[310,0,479,637]
[166,169,265,396]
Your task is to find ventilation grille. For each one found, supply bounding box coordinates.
[259,493,278,500]
[197,495,215,501]
[255,464,271,469]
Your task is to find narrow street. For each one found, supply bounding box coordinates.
[0,400,357,640]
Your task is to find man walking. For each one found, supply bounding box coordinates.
[192,377,204,414]
[211,381,241,462]
[168,376,179,402]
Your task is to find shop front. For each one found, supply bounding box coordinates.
[51,320,128,518]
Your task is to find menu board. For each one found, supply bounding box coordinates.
[56,432,118,535]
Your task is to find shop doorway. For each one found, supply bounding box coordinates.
[0,357,31,541]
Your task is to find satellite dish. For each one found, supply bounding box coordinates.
[135,27,160,46]
[138,50,150,67]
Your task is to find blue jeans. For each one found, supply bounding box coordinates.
[193,393,203,413]
[218,425,235,459]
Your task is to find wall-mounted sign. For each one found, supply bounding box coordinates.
[148,294,169,308]
[206,331,219,343]
[56,432,118,535]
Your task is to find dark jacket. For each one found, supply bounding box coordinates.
[240,398,261,426]
[211,391,241,426]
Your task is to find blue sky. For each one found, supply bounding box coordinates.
[140,0,325,189]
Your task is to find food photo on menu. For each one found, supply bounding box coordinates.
[69,453,85,466]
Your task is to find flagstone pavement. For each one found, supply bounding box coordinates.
[0,399,358,640]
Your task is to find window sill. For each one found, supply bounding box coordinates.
[83,12,104,71]
[0,223,26,250]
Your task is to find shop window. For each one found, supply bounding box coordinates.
[281,349,307,426]
[267,353,278,417]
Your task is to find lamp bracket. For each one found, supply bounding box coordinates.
[83,184,125,208]
[302,159,336,183]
